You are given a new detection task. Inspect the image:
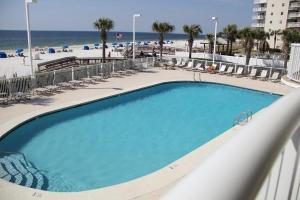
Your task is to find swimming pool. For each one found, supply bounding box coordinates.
[0,82,280,192]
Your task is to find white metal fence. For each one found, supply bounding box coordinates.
[0,58,155,97]
[175,52,285,68]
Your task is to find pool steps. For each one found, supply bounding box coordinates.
[0,152,46,190]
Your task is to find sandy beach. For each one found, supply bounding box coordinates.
[0,39,208,78]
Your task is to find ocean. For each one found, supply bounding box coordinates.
[0,30,205,50]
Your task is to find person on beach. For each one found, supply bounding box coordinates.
[108,52,111,57]
[140,51,144,57]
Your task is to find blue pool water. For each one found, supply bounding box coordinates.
[0,82,280,192]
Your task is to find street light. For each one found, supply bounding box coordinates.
[212,16,218,65]
[25,0,37,78]
[133,14,141,61]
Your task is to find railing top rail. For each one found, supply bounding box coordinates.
[161,89,300,200]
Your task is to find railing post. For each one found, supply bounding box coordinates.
[53,70,56,85]
[71,67,74,80]
[113,60,115,72]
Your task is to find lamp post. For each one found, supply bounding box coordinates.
[25,0,37,78]
[133,14,141,61]
[212,16,218,65]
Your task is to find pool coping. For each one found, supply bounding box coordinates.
[0,80,285,200]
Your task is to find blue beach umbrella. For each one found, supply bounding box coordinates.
[63,45,69,49]
[48,48,55,53]
[16,48,24,54]
[0,52,7,58]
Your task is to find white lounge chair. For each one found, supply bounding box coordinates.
[270,72,280,82]
[257,70,268,80]
[175,60,182,67]
[223,66,234,75]
[218,65,226,74]
[248,68,258,79]
[184,61,194,70]
[192,63,204,72]
[178,60,187,68]
[232,67,244,77]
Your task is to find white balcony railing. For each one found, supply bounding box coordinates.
[253,7,267,12]
[288,12,300,19]
[290,2,300,9]
[161,88,300,200]
[251,23,265,28]
[252,15,265,20]
[253,0,267,4]
[287,22,300,28]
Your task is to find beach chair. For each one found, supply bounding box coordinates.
[223,66,234,75]
[45,85,61,93]
[58,82,74,89]
[207,64,218,74]
[69,80,84,87]
[178,60,188,68]
[248,68,258,79]
[81,78,96,84]
[257,70,268,80]
[232,67,244,78]
[175,59,182,67]
[192,63,204,72]
[269,72,280,82]
[184,61,194,71]
[34,87,51,95]
[166,60,175,70]
[218,65,226,74]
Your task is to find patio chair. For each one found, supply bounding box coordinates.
[223,66,234,75]
[257,70,268,80]
[178,60,188,68]
[270,72,280,82]
[193,63,204,72]
[232,67,244,78]
[34,87,51,95]
[45,85,61,93]
[218,65,227,74]
[183,61,194,70]
[58,82,74,89]
[248,68,258,79]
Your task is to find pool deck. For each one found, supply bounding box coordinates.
[0,68,294,200]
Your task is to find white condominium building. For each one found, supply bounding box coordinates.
[252,0,300,48]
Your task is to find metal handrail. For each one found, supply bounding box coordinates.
[161,88,300,200]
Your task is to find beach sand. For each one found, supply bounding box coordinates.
[0,39,206,78]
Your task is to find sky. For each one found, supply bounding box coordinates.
[0,0,253,34]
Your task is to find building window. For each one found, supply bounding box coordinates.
[282,3,285,6]
[272,4,274,7]
[280,20,282,24]
[271,12,273,15]
[270,21,272,24]
[281,12,284,15]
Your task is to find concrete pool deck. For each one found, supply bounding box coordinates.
[0,68,294,200]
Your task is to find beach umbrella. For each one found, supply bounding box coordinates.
[16,48,24,54]
[118,44,124,47]
[94,43,99,47]
[63,45,69,49]
[83,45,89,50]
[0,52,7,58]
[48,48,55,54]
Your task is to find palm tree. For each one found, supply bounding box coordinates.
[206,34,214,54]
[223,24,238,55]
[94,18,114,63]
[270,29,282,49]
[152,22,175,60]
[281,29,300,68]
[238,27,257,65]
[255,29,270,54]
[183,24,203,59]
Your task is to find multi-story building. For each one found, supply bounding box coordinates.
[252,0,300,49]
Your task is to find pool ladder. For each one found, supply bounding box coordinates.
[193,72,201,82]
[233,110,253,126]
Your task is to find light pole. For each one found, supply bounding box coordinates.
[212,16,218,65]
[25,0,37,78]
[133,14,141,61]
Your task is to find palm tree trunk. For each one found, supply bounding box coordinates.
[189,40,193,59]
[226,39,230,55]
[159,34,164,60]
[229,40,233,55]
[102,41,106,63]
